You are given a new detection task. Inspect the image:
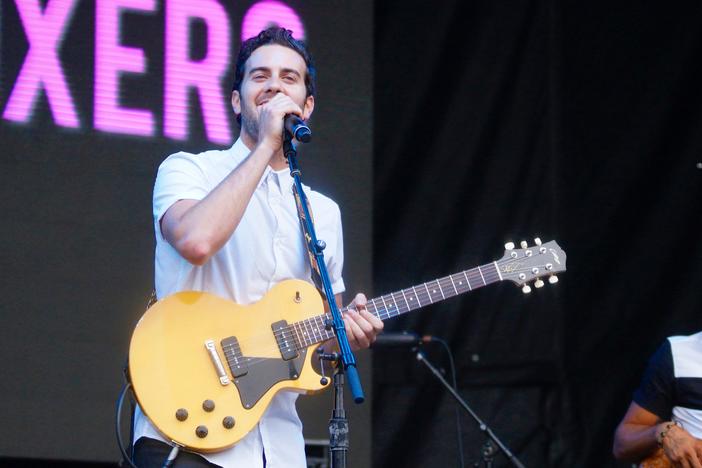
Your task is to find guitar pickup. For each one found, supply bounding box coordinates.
[221,336,248,378]
[271,320,299,361]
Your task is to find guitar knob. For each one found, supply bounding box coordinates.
[175,408,188,421]
[196,425,208,438]
[520,240,528,249]
[534,237,542,246]
[534,279,544,288]
[222,416,235,429]
[522,284,532,294]
[203,400,215,412]
[549,275,559,284]
[504,242,515,250]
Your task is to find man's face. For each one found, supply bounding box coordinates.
[232,44,314,143]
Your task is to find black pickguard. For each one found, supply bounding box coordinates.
[232,349,308,409]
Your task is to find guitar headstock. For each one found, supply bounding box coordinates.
[497,238,566,293]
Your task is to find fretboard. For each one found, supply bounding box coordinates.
[289,262,502,349]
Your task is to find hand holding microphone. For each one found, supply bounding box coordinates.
[257,93,311,151]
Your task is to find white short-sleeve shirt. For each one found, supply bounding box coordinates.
[133,138,345,467]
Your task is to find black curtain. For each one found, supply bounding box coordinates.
[372,1,702,467]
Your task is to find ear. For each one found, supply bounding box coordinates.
[231,90,241,116]
[302,95,315,120]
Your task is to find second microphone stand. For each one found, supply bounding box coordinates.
[415,349,526,468]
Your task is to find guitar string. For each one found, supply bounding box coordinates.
[221,254,559,371]
[242,254,555,358]
[278,251,557,346]
[237,253,556,354]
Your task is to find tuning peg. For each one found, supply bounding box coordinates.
[522,284,532,294]
[534,279,544,288]
[534,237,542,246]
[504,242,515,250]
[548,275,559,284]
[520,240,528,249]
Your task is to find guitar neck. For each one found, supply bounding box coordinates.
[292,261,503,348]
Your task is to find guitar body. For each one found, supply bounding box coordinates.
[639,448,672,468]
[129,279,329,452]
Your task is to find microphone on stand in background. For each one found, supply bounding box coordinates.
[373,331,435,347]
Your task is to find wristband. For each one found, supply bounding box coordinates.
[657,421,680,446]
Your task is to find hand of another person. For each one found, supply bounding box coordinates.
[661,424,702,468]
[343,293,384,350]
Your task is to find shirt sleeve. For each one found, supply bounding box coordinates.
[152,152,209,241]
[633,339,675,420]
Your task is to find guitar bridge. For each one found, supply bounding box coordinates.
[271,320,299,361]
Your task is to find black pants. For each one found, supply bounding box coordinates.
[132,437,222,468]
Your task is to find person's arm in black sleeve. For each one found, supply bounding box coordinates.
[613,340,702,466]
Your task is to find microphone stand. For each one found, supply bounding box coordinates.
[415,350,526,468]
[283,132,364,468]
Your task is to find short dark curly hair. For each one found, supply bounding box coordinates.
[232,27,316,125]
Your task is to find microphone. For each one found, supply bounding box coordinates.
[284,114,311,143]
[373,331,433,347]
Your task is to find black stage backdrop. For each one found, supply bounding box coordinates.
[0,0,372,464]
[373,1,702,468]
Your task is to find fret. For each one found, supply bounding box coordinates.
[423,283,433,303]
[314,316,323,343]
[318,315,332,342]
[449,274,458,295]
[292,322,302,349]
[435,279,446,300]
[463,270,472,290]
[477,265,486,285]
[368,298,380,318]
[400,288,411,311]
[492,261,503,281]
[412,286,422,306]
[390,292,402,315]
[379,295,389,317]
[317,317,326,342]
[301,318,311,346]
[321,318,331,342]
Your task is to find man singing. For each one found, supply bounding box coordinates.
[132,27,383,467]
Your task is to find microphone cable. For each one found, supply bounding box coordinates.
[427,336,465,468]
[115,382,139,468]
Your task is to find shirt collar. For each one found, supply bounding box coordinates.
[230,138,295,193]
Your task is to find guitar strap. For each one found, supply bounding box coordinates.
[145,289,158,309]
[292,183,327,300]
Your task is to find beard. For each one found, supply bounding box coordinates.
[239,99,260,142]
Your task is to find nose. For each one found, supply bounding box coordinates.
[264,75,283,94]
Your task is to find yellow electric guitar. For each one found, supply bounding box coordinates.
[129,239,566,452]
[639,448,671,468]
